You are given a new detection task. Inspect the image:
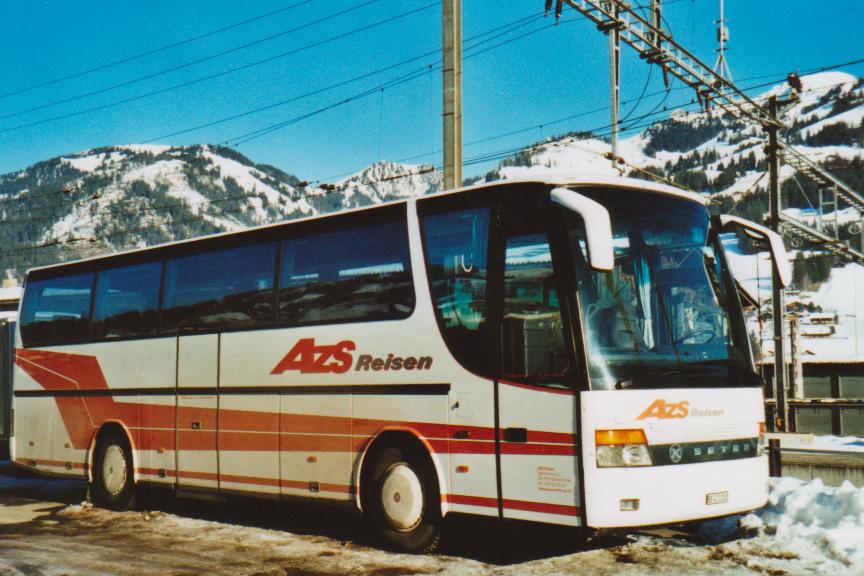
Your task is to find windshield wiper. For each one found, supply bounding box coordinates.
[615,364,726,389]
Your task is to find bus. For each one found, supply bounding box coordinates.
[10,176,790,552]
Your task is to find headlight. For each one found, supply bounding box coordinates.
[597,444,653,467]
[595,429,653,467]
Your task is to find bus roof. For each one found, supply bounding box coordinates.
[24,175,705,276]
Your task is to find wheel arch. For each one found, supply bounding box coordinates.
[87,420,138,484]
[353,427,449,518]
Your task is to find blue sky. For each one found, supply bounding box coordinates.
[1,0,862,182]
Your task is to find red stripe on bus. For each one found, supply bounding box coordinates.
[501,498,580,516]
[444,493,498,508]
[15,349,577,458]
[137,467,353,494]
[446,493,580,516]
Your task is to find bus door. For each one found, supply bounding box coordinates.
[494,204,582,526]
[217,330,280,497]
[176,333,219,491]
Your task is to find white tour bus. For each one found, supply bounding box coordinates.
[11,176,790,552]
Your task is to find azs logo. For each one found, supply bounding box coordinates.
[271,338,434,374]
[270,338,355,374]
[636,399,690,420]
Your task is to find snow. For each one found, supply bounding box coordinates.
[3,460,864,575]
[726,229,864,363]
[201,148,299,215]
[782,207,862,228]
[799,72,859,94]
[815,264,864,316]
[335,160,441,205]
[788,144,864,162]
[62,154,104,173]
[736,477,864,574]
[812,435,864,453]
[118,144,171,155]
[498,138,623,180]
[800,108,864,140]
[713,170,766,197]
[0,285,21,301]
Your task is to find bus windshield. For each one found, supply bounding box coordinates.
[565,187,755,390]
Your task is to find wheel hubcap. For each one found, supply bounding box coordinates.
[102,445,127,496]
[380,463,423,531]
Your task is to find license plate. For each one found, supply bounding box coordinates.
[706,491,729,505]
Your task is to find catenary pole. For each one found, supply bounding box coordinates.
[443,0,462,190]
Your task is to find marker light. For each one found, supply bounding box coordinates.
[757,422,766,456]
[595,429,653,468]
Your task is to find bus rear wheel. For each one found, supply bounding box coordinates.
[91,430,137,511]
[363,446,441,553]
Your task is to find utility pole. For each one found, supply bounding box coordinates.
[789,315,803,401]
[767,95,788,432]
[608,3,620,165]
[442,0,462,190]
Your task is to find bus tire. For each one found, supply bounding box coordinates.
[362,445,441,553]
[91,430,137,511]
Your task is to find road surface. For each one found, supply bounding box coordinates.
[0,462,833,575]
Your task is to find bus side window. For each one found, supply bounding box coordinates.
[420,207,493,377]
[20,273,94,347]
[92,261,162,339]
[162,243,277,332]
[277,219,414,326]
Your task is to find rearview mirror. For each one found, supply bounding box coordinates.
[719,215,792,287]
[551,187,614,271]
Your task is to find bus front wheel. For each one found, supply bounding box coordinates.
[363,446,441,553]
[91,430,137,511]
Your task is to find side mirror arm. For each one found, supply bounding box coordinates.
[551,187,614,271]
[718,215,792,287]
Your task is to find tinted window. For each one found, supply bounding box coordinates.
[278,219,413,325]
[163,243,277,331]
[21,273,94,346]
[93,261,162,339]
[421,207,492,375]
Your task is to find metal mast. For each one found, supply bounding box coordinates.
[713,0,733,81]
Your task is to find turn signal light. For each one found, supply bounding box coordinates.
[595,429,647,446]
[757,421,766,456]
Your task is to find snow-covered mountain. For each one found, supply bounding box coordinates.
[0,145,437,277]
[482,71,863,210]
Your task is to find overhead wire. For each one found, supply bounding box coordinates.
[0,0,382,123]
[220,13,588,147]
[0,0,318,101]
[0,0,438,135]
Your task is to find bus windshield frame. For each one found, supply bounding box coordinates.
[563,186,757,391]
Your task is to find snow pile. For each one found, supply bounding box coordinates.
[815,263,864,316]
[737,477,864,574]
[812,435,864,453]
